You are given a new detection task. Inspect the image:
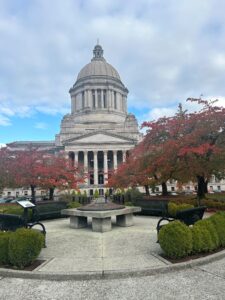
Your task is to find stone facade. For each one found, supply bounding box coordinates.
[7,44,142,196]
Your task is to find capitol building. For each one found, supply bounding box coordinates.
[8,44,142,196]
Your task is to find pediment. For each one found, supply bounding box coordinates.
[63,131,135,145]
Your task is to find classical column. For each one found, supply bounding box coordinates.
[84,151,88,184]
[87,90,91,108]
[94,151,98,185]
[113,150,118,170]
[122,150,126,163]
[74,151,78,167]
[104,151,108,184]
[84,90,88,108]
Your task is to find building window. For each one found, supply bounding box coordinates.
[114,91,117,109]
[171,187,175,191]
[217,186,221,191]
[82,91,85,109]
[103,90,107,108]
[92,90,96,108]
[24,191,28,196]
[16,191,19,197]
[97,89,101,108]
[7,192,11,196]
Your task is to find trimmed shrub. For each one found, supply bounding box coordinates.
[158,220,192,258]
[168,202,194,217]
[124,188,143,204]
[192,223,214,253]
[8,228,44,269]
[195,219,219,250]
[210,212,225,247]
[0,232,12,265]
[67,201,81,208]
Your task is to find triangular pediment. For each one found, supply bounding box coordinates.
[63,131,135,145]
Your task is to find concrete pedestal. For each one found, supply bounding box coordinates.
[70,216,88,229]
[92,217,112,232]
[116,213,133,227]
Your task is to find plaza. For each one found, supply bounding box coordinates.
[1,214,225,300]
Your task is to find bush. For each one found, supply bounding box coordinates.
[194,219,219,250]
[191,220,216,253]
[124,188,143,204]
[67,201,81,209]
[210,212,225,247]
[168,202,194,217]
[158,221,192,258]
[8,228,44,269]
[0,232,12,265]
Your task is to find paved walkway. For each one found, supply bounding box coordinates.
[1,215,225,299]
[37,215,167,277]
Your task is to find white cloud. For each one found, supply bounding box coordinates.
[0,0,225,125]
[0,114,11,126]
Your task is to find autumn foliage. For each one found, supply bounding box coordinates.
[0,146,84,202]
[108,98,225,199]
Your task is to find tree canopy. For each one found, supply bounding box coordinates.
[108,98,225,200]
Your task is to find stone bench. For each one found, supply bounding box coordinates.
[61,207,141,232]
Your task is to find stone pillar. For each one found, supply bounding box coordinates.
[113,150,118,170]
[87,90,91,108]
[122,150,126,163]
[74,151,78,167]
[94,151,98,185]
[84,151,88,184]
[104,151,108,184]
[84,90,88,108]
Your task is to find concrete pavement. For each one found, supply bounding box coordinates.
[1,215,225,299]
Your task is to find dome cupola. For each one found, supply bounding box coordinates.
[69,44,128,124]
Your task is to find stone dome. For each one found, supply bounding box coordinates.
[76,44,121,81]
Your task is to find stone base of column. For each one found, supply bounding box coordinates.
[70,216,88,229]
[116,213,134,227]
[92,217,112,232]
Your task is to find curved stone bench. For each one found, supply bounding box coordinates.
[61,206,141,232]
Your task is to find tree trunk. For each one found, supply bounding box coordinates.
[144,185,150,195]
[197,175,206,205]
[204,180,208,194]
[30,185,36,204]
[49,187,55,201]
[162,182,168,196]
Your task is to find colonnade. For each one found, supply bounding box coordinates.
[68,149,127,186]
[73,89,126,112]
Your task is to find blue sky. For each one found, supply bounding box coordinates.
[1,0,225,145]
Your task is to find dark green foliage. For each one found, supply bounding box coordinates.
[124,188,143,203]
[168,202,194,217]
[67,201,81,208]
[158,221,192,258]
[0,232,12,265]
[210,212,225,246]
[8,228,44,269]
